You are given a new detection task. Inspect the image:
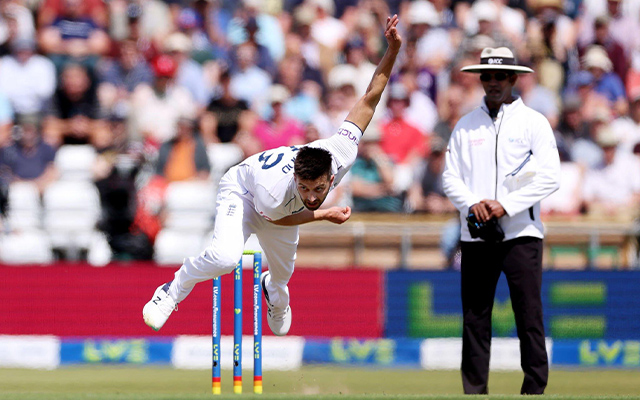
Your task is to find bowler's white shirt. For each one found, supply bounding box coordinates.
[237,120,362,221]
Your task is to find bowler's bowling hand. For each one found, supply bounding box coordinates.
[321,206,352,224]
[385,14,402,52]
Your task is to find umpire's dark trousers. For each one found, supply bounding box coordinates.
[460,237,548,395]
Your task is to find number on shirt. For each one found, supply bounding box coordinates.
[257,146,301,170]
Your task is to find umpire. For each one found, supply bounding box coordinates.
[442,47,560,395]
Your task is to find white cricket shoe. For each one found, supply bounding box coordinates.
[260,271,292,336]
[143,282,177,331]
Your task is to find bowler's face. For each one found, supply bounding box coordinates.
[295,174,334,211]
[480,70,517,105]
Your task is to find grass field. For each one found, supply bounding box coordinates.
[1,367,640,400]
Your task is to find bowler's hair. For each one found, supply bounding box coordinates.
[294,147,333,181]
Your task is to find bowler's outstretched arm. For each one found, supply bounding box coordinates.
[346,14,402,133]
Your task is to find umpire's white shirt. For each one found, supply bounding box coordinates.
[443,97,561,242]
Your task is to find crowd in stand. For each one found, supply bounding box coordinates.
[1,0,640,262]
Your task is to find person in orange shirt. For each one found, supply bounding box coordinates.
[156,117,210,182]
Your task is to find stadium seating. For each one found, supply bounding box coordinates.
[163,181,216,232]
[54,145,97,181]
[6,182,42,231]
[43,181,101,256]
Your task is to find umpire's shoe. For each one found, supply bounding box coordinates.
[260,271,292,336]
[143,282,177,331]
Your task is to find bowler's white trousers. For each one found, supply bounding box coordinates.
[167,166,296,310]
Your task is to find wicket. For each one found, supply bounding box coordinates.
[212,250,263,395]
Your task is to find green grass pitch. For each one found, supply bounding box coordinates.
[1,366,640,399]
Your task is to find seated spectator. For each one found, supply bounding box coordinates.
[610,88,640,156]
[155,117,210,183]
[398,68,438,134]
[43,63,106,146]
[227,0,285,63]
[582,45,628,116]
[582,127,640,220]
[565,70,611,123]
[433,83,464,143]
[93,112,152,260]
[251,84,305,152]
[350,125,403,213]
[571,107,610,169]
[164,32,210,108]
[228,17,277,78]
[380,83,429,180]
[96,38,154,112]
[229,42,272,110]
[0,113,57,194]
[38,0,107,29]
[130,54,197,146]
[408,0,454,73]
[516,66,560,128]
[201,69,258,155]
[541,153,585,216]
[38,0,110,71]
[309,0,347,52]
[579,15,628,84]
[0,38,56,115]
[557,94,590,147]
[0,2,36,57]
[407,137,456,214]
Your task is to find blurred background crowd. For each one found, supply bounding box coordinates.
[0,0,639,265]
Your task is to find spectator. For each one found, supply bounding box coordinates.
[582,45,628,116]
[350,124,402,212]
[582,126,640,220]
[228,17,277,77]
[229,42,272,110]
[44,63,106,146]
[156,116,210,183]
[252,84,305,151]
[556,95,589,157]
[200,71,256,144]
[0,113,57,194]
[309,0,348,52]
[0,2,36,56]
[96,38,154,112]
[611,88,640,155]
[407,137,456,214]
[93,112,152,260]
[408,0,454,73]
[130,54,196,146]
[434,83,465,143]
[580,16,628,84]
[0,38,56,115]
[38,0,110,71]
[516,67,560,128]
[278,54,323,125]
[227,0,285,63]
[164,32,210,107]
[38,0,107,28]
[397,68,438,133]
[571,107,611,169]
[380,83,429,171]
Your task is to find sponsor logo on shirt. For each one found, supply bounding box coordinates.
[470,138,485,147]
[337,127,359,144]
